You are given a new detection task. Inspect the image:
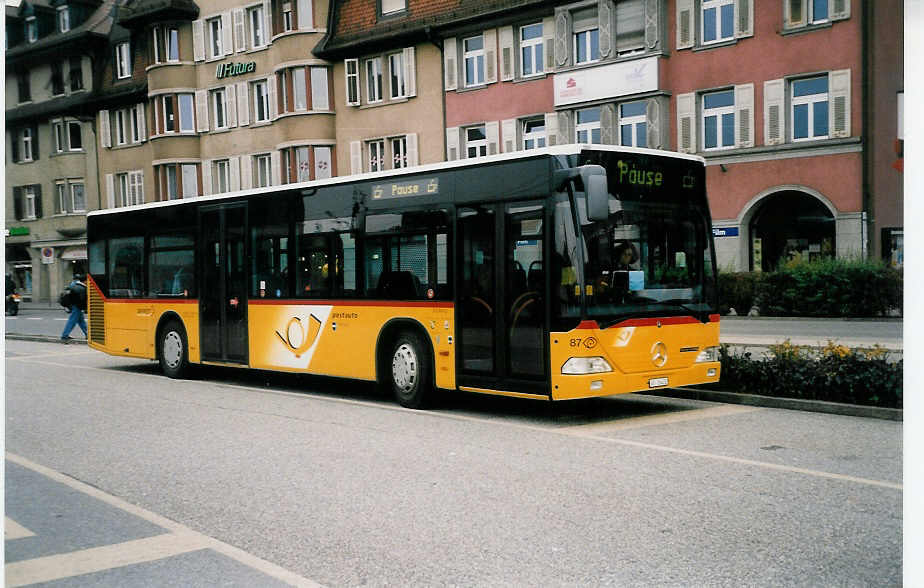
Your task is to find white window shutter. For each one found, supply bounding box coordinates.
[645,97,662,149]
[676,92,696,153]
[645,0,659,49]
[501,118,517,152]
[233,8,247,52]
[270,150,281,185]
[226,84,238,127]
[784,0,806,29]
[99,109,111,148]
[542,16,555,71]
[268,74,278,119]
[195,89,209,132]
[484,29,497,84]
[298,0,313,29]
[735,0,753,38]
[558,111,574,145]
[406,133,418,166]
[237,81,250,126]
[192,19,205,61]
[230,156,241,191]
[222,12,233,56]
[554,9,572,67]
[763,79,785,145]
[545,112,559,146]
[676,0,694,49]
[734,83,754,148]
[830,0,850,21]
[263,0,272,44]
[499,26,514,81]
[105,173,115,208]
[446,127,460,160]
[202,159,213,195]
[598,0,614,60]
[350,141,362,174]
[443,37,457,91]
[403,47,416,97]
[829,69,851,138]
[485,121,500,155]
[601,103,617,144]
[240,155,253,189]
[135,104,147,141]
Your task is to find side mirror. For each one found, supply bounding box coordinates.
[586,175,609,221]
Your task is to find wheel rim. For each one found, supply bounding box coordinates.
[163,331,183,369]
[392,343,417,393]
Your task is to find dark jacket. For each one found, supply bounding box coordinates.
[68,280,87,311]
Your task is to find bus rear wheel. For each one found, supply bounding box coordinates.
[159,320,190,379]
[389,331,432,409]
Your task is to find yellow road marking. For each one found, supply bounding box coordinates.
[6,453,323,588]
[5,518,35,540]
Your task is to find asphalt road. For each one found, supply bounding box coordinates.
[5,339,903,586]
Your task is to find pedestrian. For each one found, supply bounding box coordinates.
[60,273,88,342]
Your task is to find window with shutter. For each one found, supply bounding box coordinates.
[345,58,360,105]
[676,92,696,153]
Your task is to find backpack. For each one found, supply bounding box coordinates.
[59,288,73,309]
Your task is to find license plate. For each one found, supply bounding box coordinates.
[648,377,669,388]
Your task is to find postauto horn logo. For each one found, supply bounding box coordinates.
[276,314,322,358]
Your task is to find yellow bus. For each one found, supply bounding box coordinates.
[86,145,720,408]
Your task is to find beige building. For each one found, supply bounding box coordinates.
[106,0,335,202]
[5,0,114,303]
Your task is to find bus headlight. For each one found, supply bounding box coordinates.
[562,356,613,374]
[695,346,719,363]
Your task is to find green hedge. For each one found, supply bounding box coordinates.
[710,341,902,408]
[717,259,902,317]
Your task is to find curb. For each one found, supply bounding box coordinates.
[649,387,902,421]
[5,334,87,345]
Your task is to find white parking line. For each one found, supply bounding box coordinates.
[5,533,206,587]
[5,517,35,540]
[6,453,324,588]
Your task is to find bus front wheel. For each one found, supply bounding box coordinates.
[159,320,190,379]
[389,331,432,409]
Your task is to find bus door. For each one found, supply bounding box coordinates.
[199,204,249,364]
[457,202,547,395]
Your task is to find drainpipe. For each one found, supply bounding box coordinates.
[861,0,872,259]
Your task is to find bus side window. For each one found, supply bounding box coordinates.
[108,237,143,298]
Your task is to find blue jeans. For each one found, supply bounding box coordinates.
[62,306,87,338]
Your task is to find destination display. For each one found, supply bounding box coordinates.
[372,178,439,200]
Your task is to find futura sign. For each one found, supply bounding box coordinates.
[216,61,257,79]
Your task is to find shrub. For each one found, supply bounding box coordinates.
[712,340,902,408]
[717,271,762,315]
[756,258,902,317]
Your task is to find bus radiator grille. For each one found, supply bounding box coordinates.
[88,287,105,345]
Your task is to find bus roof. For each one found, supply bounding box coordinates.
[88,144,706,217]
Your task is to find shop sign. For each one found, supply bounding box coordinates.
[554,56,658,107]
[6,227,29,236]
[712,227,739,237]
[216,61,257,79]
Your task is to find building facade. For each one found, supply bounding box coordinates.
[6,0,903,303]
[5,0,117,303]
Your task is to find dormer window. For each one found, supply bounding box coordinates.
[26,17,37,43]
[58,6,70,33]
[381,0,406,15]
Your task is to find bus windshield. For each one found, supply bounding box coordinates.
[554,152,717,325]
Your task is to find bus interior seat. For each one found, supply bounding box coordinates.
[527,261,544,292]
[376,270,420,300]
